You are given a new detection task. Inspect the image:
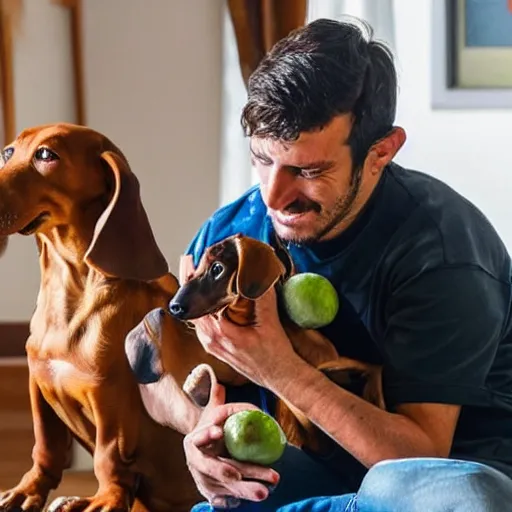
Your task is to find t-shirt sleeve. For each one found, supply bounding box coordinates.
[382,266,510,408]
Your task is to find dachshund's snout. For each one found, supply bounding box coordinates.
[124,311,164,384]
[169,299,187,319]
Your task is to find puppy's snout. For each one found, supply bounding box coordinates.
[169,300,187,319]
[124,314,163,384]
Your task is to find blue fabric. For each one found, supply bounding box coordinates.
[185,162,512,480]
[190,456,512,512]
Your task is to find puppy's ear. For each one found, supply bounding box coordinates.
[179,254,195,285]
[270,231,295,278]
[234,235,286,299]
[84,150,168,281]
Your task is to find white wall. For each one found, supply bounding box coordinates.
[83,0,223,273]
[392,0,512,249]
[0,0,224,321]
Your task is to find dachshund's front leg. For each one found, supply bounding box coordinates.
[89,392,138,511]
[48,387,138,512]
[0,376,72,512]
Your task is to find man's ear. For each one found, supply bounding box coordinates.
[366,127,407,175]
[234,235,286,299]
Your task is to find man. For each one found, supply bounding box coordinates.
[177,17,512,511]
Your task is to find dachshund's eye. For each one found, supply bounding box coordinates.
[0,147,14,167]
[210,262,225,280]
[1,147,13,163]
[34,147,59,162]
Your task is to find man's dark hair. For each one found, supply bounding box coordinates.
[241,18,397,170]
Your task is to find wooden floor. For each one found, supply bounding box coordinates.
[0,359,97,506]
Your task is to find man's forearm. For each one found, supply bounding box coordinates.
[266,354,446,468]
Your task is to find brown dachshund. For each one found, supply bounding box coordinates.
[131,233,385,455]
[0,123,231,512]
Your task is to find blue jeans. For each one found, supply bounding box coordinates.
[190,446,512,511]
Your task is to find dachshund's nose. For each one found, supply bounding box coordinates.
[124,317,163,384]
[169,300,187,318]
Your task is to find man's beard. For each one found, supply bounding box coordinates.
[270,167,363,245]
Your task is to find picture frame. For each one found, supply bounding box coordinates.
[431,0,512,109]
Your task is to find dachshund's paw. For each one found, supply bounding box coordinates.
[47,489,130,512]
[0,486,46,511]
[46,496,80,512]
[183,363,217,407]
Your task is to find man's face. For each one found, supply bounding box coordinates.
[251,114,367,244]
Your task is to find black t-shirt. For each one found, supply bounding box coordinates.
[186,161,512,483]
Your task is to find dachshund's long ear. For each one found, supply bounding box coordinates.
[84,150,168,281]
[179,254,195,285]
[234,236,286,299]
[270,231,295,279]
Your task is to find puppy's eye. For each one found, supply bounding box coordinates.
[34,147,59,162]
[210,262,225,280]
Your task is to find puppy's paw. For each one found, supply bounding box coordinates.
[183,364,218,407]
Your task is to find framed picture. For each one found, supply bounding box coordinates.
[432,0,512,108]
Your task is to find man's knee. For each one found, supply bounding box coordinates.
[356,457,512,512]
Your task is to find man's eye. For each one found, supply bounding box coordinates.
[210,262,225,279]
[34,147,59,162]
[300,169,323,179]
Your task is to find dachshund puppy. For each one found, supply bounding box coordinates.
[128,234,384,455]
[0,123,215,512]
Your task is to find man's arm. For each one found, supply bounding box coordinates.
[269,353,460,467]
[194,266,507,469]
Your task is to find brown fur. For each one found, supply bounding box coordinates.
[0,123,229,512]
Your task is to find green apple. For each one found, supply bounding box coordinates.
[281,273,339,329]
[223,410,287,466]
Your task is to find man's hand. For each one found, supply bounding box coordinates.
[191,287,300,387]
[183,378,280,508]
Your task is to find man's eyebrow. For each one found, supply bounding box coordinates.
[295,160,335,170]
[250,146,335,170]
[250,146,272,161]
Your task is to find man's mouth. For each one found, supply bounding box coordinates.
[271,200,320,226]
[273,210,311,226]
[284,199,321,215]
[18,212,50,235]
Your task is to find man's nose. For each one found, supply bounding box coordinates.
[263,167,297,211]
